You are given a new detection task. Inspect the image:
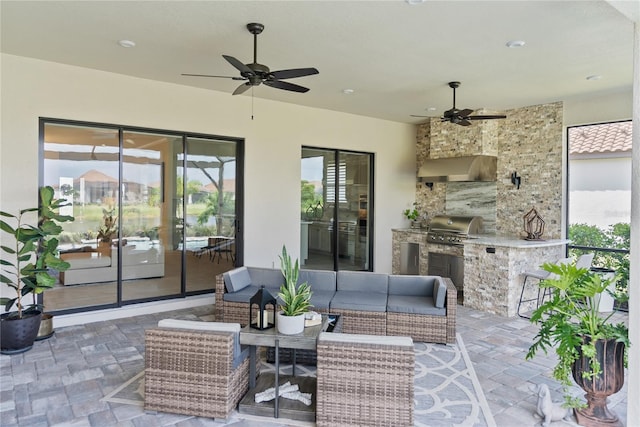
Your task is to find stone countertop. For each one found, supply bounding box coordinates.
[463,234,570,248]
[391,228,428,233]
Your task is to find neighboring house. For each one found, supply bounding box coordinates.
[568,121,632,229]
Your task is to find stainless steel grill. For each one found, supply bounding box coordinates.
[427,215,484,246]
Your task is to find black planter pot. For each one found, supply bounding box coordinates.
[0,310,42,355]
[572,336,625,427]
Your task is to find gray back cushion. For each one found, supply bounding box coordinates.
[388,275,437,296]
[433,277,447,309]
[298,269,336,292]
[247,267,284,291]
[223,267,252,293]
[336,271,388,293]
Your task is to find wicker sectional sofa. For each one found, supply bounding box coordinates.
[215,267,456,344]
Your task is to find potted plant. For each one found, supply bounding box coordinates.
[96,207,117,256]
[526,261,629,426]
[0,186,74,354]
[403,202,421,228]
[276,245,312,335]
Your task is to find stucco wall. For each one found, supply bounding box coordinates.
[0,53,416,279]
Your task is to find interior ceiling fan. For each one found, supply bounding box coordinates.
[182,23,319,95]
[412,81,507,126]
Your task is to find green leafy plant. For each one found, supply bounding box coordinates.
[277,245,312,316]
[403,202,420,221]
[0,186,74,318]
[525,261,629,407]
[97,207,117,242]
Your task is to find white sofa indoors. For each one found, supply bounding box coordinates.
[60,245,165,285]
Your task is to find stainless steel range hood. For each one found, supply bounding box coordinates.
[418,155,497,182]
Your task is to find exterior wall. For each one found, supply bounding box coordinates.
[0,53,417,304]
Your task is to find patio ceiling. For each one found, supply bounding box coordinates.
[0,1,635,124]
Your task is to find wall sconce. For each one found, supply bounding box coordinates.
[425,182,434,191]
[249,285,276,330]
[511,172,521,190]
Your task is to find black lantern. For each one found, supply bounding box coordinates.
[249,285,276,330]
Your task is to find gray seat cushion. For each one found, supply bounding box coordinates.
[309,290,336,311]
[247,267,284,291]
[387,295,446,316]
[222,285,264,303]
[336,271,388,293]
[330,290,387,312]
[223,266,252,292]
[299,269,336,292]
[388,274,437,296]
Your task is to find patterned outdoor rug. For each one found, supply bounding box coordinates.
[102,333,495,426]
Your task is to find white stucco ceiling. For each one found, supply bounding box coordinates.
[0,0,635,123]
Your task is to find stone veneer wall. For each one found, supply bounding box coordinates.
[391,229,463,275]
[415,102,563,238]
[496,102,563,238]
[464,243,565,317]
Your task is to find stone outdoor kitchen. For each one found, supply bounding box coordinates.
[392,102,567,317]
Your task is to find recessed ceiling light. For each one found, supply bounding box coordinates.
[505,40,526,48]
[405,0,426,4]
[426,107,437,112]
[118,40,136,48]
[342,89,355,95]
[586,75,602,81]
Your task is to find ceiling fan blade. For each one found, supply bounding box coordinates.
[458,109,474,117]
[270,67,319,80]
[223,55,255,75]
[467,115,507,120]
[182,73,246,80]
[458,119,472,126]
[232,82,252,95]
[264,80,309,93]
[410,115,431,118]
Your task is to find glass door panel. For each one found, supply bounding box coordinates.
[42,123,120,311]
[184,137,238,292]
[338,152,371,271]
[120,131,181,302]
[301,148,335,269]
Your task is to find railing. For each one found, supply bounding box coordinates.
[568,244,630,312]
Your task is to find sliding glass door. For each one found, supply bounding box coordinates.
[41,119,242,313]
[301,147,373,271]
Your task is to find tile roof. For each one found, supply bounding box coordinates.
[569,121,632,155]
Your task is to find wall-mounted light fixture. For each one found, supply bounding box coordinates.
[511,172,521,190]
[425,182,434,191]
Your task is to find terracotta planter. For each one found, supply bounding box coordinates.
[0,310,42,354]
[276,312,305,335]
[572,337,625,427]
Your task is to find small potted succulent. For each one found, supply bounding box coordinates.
[276,245,312,335]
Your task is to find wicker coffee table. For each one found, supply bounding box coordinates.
[238,314,332,420]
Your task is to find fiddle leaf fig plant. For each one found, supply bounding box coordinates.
[277,245,312,317]
[0,186,74,318]
[525,261,629,407]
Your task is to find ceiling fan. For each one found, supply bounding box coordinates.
[412,81,506,126]
[182,23,319,95]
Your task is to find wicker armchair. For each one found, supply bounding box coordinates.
[316,332,415,427]
[144,322,253,420]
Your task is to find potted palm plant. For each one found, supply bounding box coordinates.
[276,245,312,335]
[0,186,74,354]
[526,261,629,427]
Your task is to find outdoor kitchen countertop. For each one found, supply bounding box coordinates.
[463,234,570,248]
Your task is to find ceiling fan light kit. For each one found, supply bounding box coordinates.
[182,22,319,95]
[411,81,507,126]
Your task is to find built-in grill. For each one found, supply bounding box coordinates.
[427,215,484,246]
